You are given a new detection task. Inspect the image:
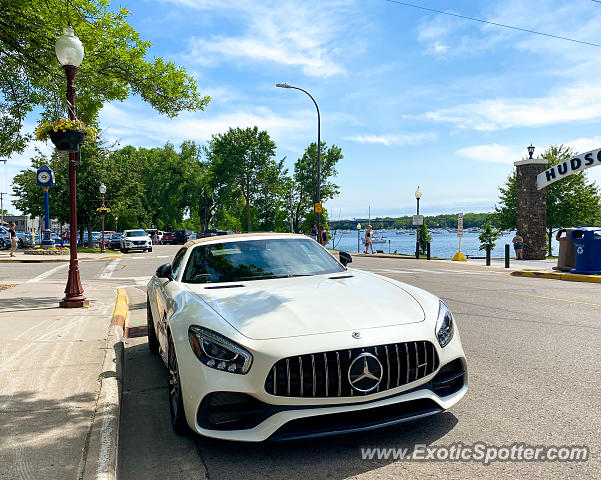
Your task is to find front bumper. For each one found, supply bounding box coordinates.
[175,326,467,442]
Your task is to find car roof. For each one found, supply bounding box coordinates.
[184,232,308,248]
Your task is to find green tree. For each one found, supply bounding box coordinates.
[478,221,500,251]
[0,0,209,156]
[207,127,278,232]
[495,145,601,255]
[418,222,432,255]
[12,140,121,245]
[291,142,342,233]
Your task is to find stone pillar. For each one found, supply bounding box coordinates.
[514,158,547,260]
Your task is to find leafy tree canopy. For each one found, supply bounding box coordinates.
[0,0,209,156]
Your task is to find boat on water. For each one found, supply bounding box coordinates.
[364,236,387,244]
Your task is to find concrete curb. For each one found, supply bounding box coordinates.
[0,253,123,263]
[112,288,128,331]
[511,270,601,283]
[79,289,125,480]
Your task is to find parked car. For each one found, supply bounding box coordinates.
[120,229,152,253]
[161,232,175,245]
[173,229,195,244]
[17,231,35,248]
[0,226,11,249]
[146,229,165,244]
[200,229,228,238]
[109,232,123,250]
[147,233,467,441]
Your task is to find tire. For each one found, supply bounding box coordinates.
[148,247,153,253]
[17,239,23,249]
[168,334,189,435]
[147,298,159,355]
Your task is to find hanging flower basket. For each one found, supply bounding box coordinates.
[35,118,99,153]
[48,129,86,152]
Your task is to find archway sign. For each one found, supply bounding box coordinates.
[537,147,601,190]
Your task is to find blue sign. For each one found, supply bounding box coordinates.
[36,165,55,187]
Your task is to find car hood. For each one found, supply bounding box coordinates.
[184,270,425,340]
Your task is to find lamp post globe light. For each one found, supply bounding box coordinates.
[357,222,361,253]
[415,187,422,259]
[276,83,321,233]
[99,183,107,253]
[56,26,88,308]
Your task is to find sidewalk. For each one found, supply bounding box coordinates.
[0,249,122,263]
[344,252,601,283]
[0,281,122,479]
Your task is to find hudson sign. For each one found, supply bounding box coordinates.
[537,147,601,190]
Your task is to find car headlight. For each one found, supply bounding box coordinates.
[188,326,253,374]
[435,300,454,348]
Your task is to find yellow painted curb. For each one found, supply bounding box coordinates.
[511,270,601,283]
[112,288,129,329]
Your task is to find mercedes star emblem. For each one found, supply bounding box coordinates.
[348,352,383,393]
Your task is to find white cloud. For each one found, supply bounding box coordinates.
[433,41,449,54]
[343,132,436,146]
[564,136,601,155]
[455,143,523,164]
[99,102,314,148]
[169,0,357,78]
[416,83,601,131]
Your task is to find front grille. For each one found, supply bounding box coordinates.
[265,341,439,398]
[133,240,146,245]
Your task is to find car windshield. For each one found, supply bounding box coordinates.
[182,238,344,284]
[126,230,146,237]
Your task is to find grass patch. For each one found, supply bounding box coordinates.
[77,247,120,254]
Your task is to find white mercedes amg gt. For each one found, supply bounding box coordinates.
[147,233,467,441]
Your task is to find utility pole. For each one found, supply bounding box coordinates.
[0,159,6,226]
[0,192,5,226]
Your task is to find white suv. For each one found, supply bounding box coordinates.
[120,229,152,253]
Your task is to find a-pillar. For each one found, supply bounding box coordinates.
[514,157,547,260]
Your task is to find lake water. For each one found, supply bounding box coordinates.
[329,230,559,259]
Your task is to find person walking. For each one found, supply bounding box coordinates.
[321,226,328,247]
[364,225,375,254]
[512,232,524,260]
[8,222,17,257]
[310,224,318,242]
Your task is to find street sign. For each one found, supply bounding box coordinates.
[457,213,464,237]
[412,215,423,226]
[314,203,323,213]
[537,147,601,190]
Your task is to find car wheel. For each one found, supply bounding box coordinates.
[168,334,189,435]
[147,298,159,355]
[17,239,23,249]
[148,247,153,253]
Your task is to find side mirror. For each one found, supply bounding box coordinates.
[156,263,173,280]
[339,251,352,267]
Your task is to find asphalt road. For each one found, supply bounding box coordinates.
[4,246,599,478]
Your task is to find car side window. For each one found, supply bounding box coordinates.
[171,248,187,279]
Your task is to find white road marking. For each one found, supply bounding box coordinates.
[99,258,121,279]
[26,264,68,283]
[156,255,170,258]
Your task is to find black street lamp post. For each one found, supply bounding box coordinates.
[276,83,321,233]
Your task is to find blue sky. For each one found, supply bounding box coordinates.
[6,0,601,219]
